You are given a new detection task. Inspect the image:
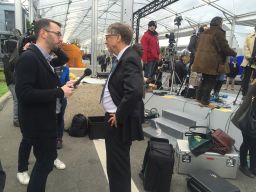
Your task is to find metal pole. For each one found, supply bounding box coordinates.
[91,0,98,76]
[29,0,34,23]
[121,0,134,26]
[15,0,23,33]
[229,17,236,48]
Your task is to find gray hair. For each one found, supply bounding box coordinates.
[107,23,133,45]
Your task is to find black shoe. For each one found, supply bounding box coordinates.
[250,169,256,176]
[56,139,63,149]
[239,166,255,178]
[13,120,20,127]
[139,171,144,181]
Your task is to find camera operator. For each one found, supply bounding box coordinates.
[141,21,160,79]
[240,26,256,97]
[192,16,236,106]
[187,25,208,89]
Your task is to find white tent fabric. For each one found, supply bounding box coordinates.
[11,0,256,49]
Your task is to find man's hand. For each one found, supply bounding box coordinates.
[23,43,31,50]
[61,84,74,98]
[108,113,117,128]
[65,80,76,88]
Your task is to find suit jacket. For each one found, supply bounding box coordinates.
[15,44,64,138]
[108,47,144,143]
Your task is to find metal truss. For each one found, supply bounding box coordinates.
[132,0,179,43]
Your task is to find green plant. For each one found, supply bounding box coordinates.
[0,70,8,97]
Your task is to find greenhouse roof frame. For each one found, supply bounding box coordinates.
[12,0,256,48]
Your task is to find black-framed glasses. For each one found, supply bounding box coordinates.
[44,29,62,37]
[105,34,118,40]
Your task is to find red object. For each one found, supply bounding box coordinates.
[140,31,160,63]
[206,157,215,160]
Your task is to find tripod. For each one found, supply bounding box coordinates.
[167,26,182,94]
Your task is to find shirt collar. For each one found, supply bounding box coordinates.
[35,44,53,63]
[116,46,129,61]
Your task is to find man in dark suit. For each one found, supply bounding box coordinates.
[15,18,74,192]
[102,23,144,192]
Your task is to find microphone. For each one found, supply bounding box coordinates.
[73,68,92,87]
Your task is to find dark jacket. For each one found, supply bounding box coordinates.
[108,47,144,143]
[232,84,256,137]
[141,30,160,63]
[15,44,64,138]
[2,54,15,86]
[192,26,236,75]
[187,33,198,54]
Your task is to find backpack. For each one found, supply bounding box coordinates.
[68,114,88,137]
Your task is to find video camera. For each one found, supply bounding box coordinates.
[161,32,177,71]
[174,16,183,26]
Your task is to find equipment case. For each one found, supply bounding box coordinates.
[88,116,105,140]
[187,169,240,192]
[176,139,239,179]
[140,137,175,192]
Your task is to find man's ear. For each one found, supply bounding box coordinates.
[40,29,47,39]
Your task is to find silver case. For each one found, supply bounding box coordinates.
[176,139,239,179]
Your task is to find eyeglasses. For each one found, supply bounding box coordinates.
[44,29,62,37]
[105,34,118,40]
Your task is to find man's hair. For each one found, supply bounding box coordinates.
[34,18,62,39]
[198,24,207,33]
[107,23,133,45]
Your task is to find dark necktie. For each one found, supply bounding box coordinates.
[99,59,118,102]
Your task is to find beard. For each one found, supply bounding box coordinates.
[46,36,59,52]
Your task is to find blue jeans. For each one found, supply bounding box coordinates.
[144,61,157,78]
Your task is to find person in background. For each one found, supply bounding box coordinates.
[2,40,21,127]
[141,20,160,79]
[15,18,73,191]
[225,56,239,90]
[232,79,256,178]
[0,161,6,192]
[174,54,189,85]
[240,26,256,96]
[187,24,208,68]
[187,25,208,89]
[99,54,107,72]
[192,16,236,106]
[54,64,70,149]
[102,23,144,192]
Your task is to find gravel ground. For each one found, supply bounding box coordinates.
[64,83,105,130]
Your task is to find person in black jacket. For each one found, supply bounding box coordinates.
[0,161,6,192]
[15,18,74,192]
[102,23,144,192]
[2,40,19,127]
[232,79,256,178]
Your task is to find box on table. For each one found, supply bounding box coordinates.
[176,139,239,179]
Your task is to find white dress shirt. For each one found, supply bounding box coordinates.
[102,46,129,113]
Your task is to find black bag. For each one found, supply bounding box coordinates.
[181,87,196,99]
[0,161,6,192]
[140,137,174,192]
[68,114,88,137]
[187,169,240,192]
[237,96,256,134]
